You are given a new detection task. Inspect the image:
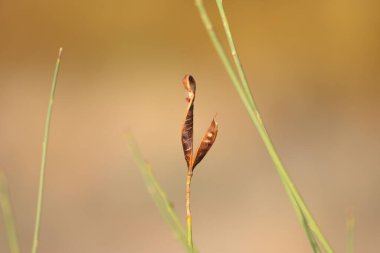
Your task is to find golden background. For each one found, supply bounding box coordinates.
[0,0,379,252]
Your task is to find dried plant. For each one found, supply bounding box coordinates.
[181,75,218,250]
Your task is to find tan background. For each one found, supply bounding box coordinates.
[1,0,379,252]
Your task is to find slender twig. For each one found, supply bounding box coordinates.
[0,171,21,253]
[31,48,63,253]
[186,170,193,251]
[195,1,334,252]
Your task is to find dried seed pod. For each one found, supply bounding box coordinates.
[181,75,196,168]
[192,118,218,170]
[181,75,218,172]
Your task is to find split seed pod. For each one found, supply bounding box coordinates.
[181,75,218,172]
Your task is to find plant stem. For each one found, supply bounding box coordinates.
[282,179,321,253]
[126,135,199,253]
[31,48,63,253]
[195,1,334,252]
[213,2,333,251]
[0,171,21,253]
[215,0,254,109]
[186,170,193,251]
[346,214,355,253]
[194,0,253,117]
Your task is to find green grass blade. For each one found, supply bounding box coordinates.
[194,0,253,114]
[126,135,199,253]
[195,1,334,252]
[215,0,254,109]
[0,171,21,253]
[346,214,355,253]
[31,48,63,253]
[301,209,321,253]
[283,179,320,253]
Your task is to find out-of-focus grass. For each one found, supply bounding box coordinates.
[1,48,62,253]
[195,0,333,252]
[346,214,355,253]
[31,48,63,253]
[0,171,20,253]
[126,135,199,253]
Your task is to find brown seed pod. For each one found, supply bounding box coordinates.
[181,75,218,172]
[192,118,218,170]
[181,75,195,169]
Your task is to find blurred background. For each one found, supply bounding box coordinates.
[0,0,379,252]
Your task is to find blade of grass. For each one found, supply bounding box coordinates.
[195,1,334,252]
[126,135,199,253]
[283,177,320,253]
[301,211,321,253]
[0,171,21,253]
[194,0,253,113]
[214,0,254,109]
[31,48,63,253]
[213,1,333,251]
[346,213,355,253]
[212,0,332,251]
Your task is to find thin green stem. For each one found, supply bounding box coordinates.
[346,214,355,253]
[0,171,21,253]
[282,177,320,253]
[215,0,254,109]
[195,1,334,252]
[126,135,199,253]
[194,0,252,112]
[213,2,333,251]
[301,212,321,253]
[186,171,193,251]
[31,48,63,253]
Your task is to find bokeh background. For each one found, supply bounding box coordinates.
[0,0,379,252]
